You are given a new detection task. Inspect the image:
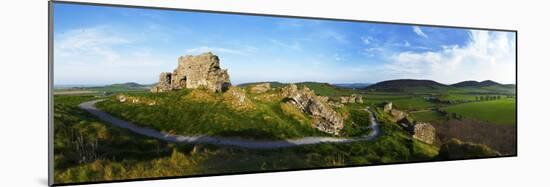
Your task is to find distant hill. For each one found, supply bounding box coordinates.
[332,83,371,89]
[364,79,448,92]
[109,82,149,88]
[450,80,515,94]
[451,80,502,87]
[83,82,151,92]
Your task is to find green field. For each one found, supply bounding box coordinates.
[362,93,436,111]
[443,98,516,125]
[410,110,445,123]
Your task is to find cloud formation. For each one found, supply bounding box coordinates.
[413,26,428,38]
[383,30,515,84]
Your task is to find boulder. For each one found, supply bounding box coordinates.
[151,52,231,93]
[340,96,350,104]
[281,84,344,135]
[390,109,408,121]
[383,102,393,112]
[412,122,436,144]
[250,83,271,94]
[340,94,362,104]
[355,94,364,103]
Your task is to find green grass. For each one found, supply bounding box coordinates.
[438,138,500,159]
[443,98,516,125]
[54,94,440,184]
[96,89,330,140]
[296,82,356,96]
[410,110,445,123]
[57,82,519,184]
[437,94,478,102]
[53,95,204,183]
[340,105,372,137]
[362,93,436,111]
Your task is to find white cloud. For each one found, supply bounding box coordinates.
[383,30,516,84]
[55,26,130,62]
[54,26,173,85]
[185,46,250,56]
[413,26,428,38]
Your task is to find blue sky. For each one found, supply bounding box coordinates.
[53,3,516,85]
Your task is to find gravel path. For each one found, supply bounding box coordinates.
[79,99,381,149]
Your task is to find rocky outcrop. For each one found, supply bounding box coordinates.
[382,102,408,122]
[412,122,436,144]
[223,87,255,111]
[381,102,435,144]
[116,94,156,106]
[281,84,344,135]
[340,94,363,104]
[250,83,271,94]
[151,52,231,93]
[383,102,393,112]
[389,109,408,122]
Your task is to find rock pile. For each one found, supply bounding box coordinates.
[281,84,344,135]
[151,52,231,93]
[381,102,435,144]
[340,94,363,104]
[250,83,271,94]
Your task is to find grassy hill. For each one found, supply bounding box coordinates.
[53,79,514,183]
[364,79,450,93]
[332,83,371,89]
[450,80,515,95]
[95,86,372,140]
[87,82,151,92]
[363,79,515,95]
[451,80,501,87]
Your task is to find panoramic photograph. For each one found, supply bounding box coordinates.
[52,2,517,185]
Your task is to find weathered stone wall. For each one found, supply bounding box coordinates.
[151,52,231,93]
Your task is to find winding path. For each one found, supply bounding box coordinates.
[79,99,381,149]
